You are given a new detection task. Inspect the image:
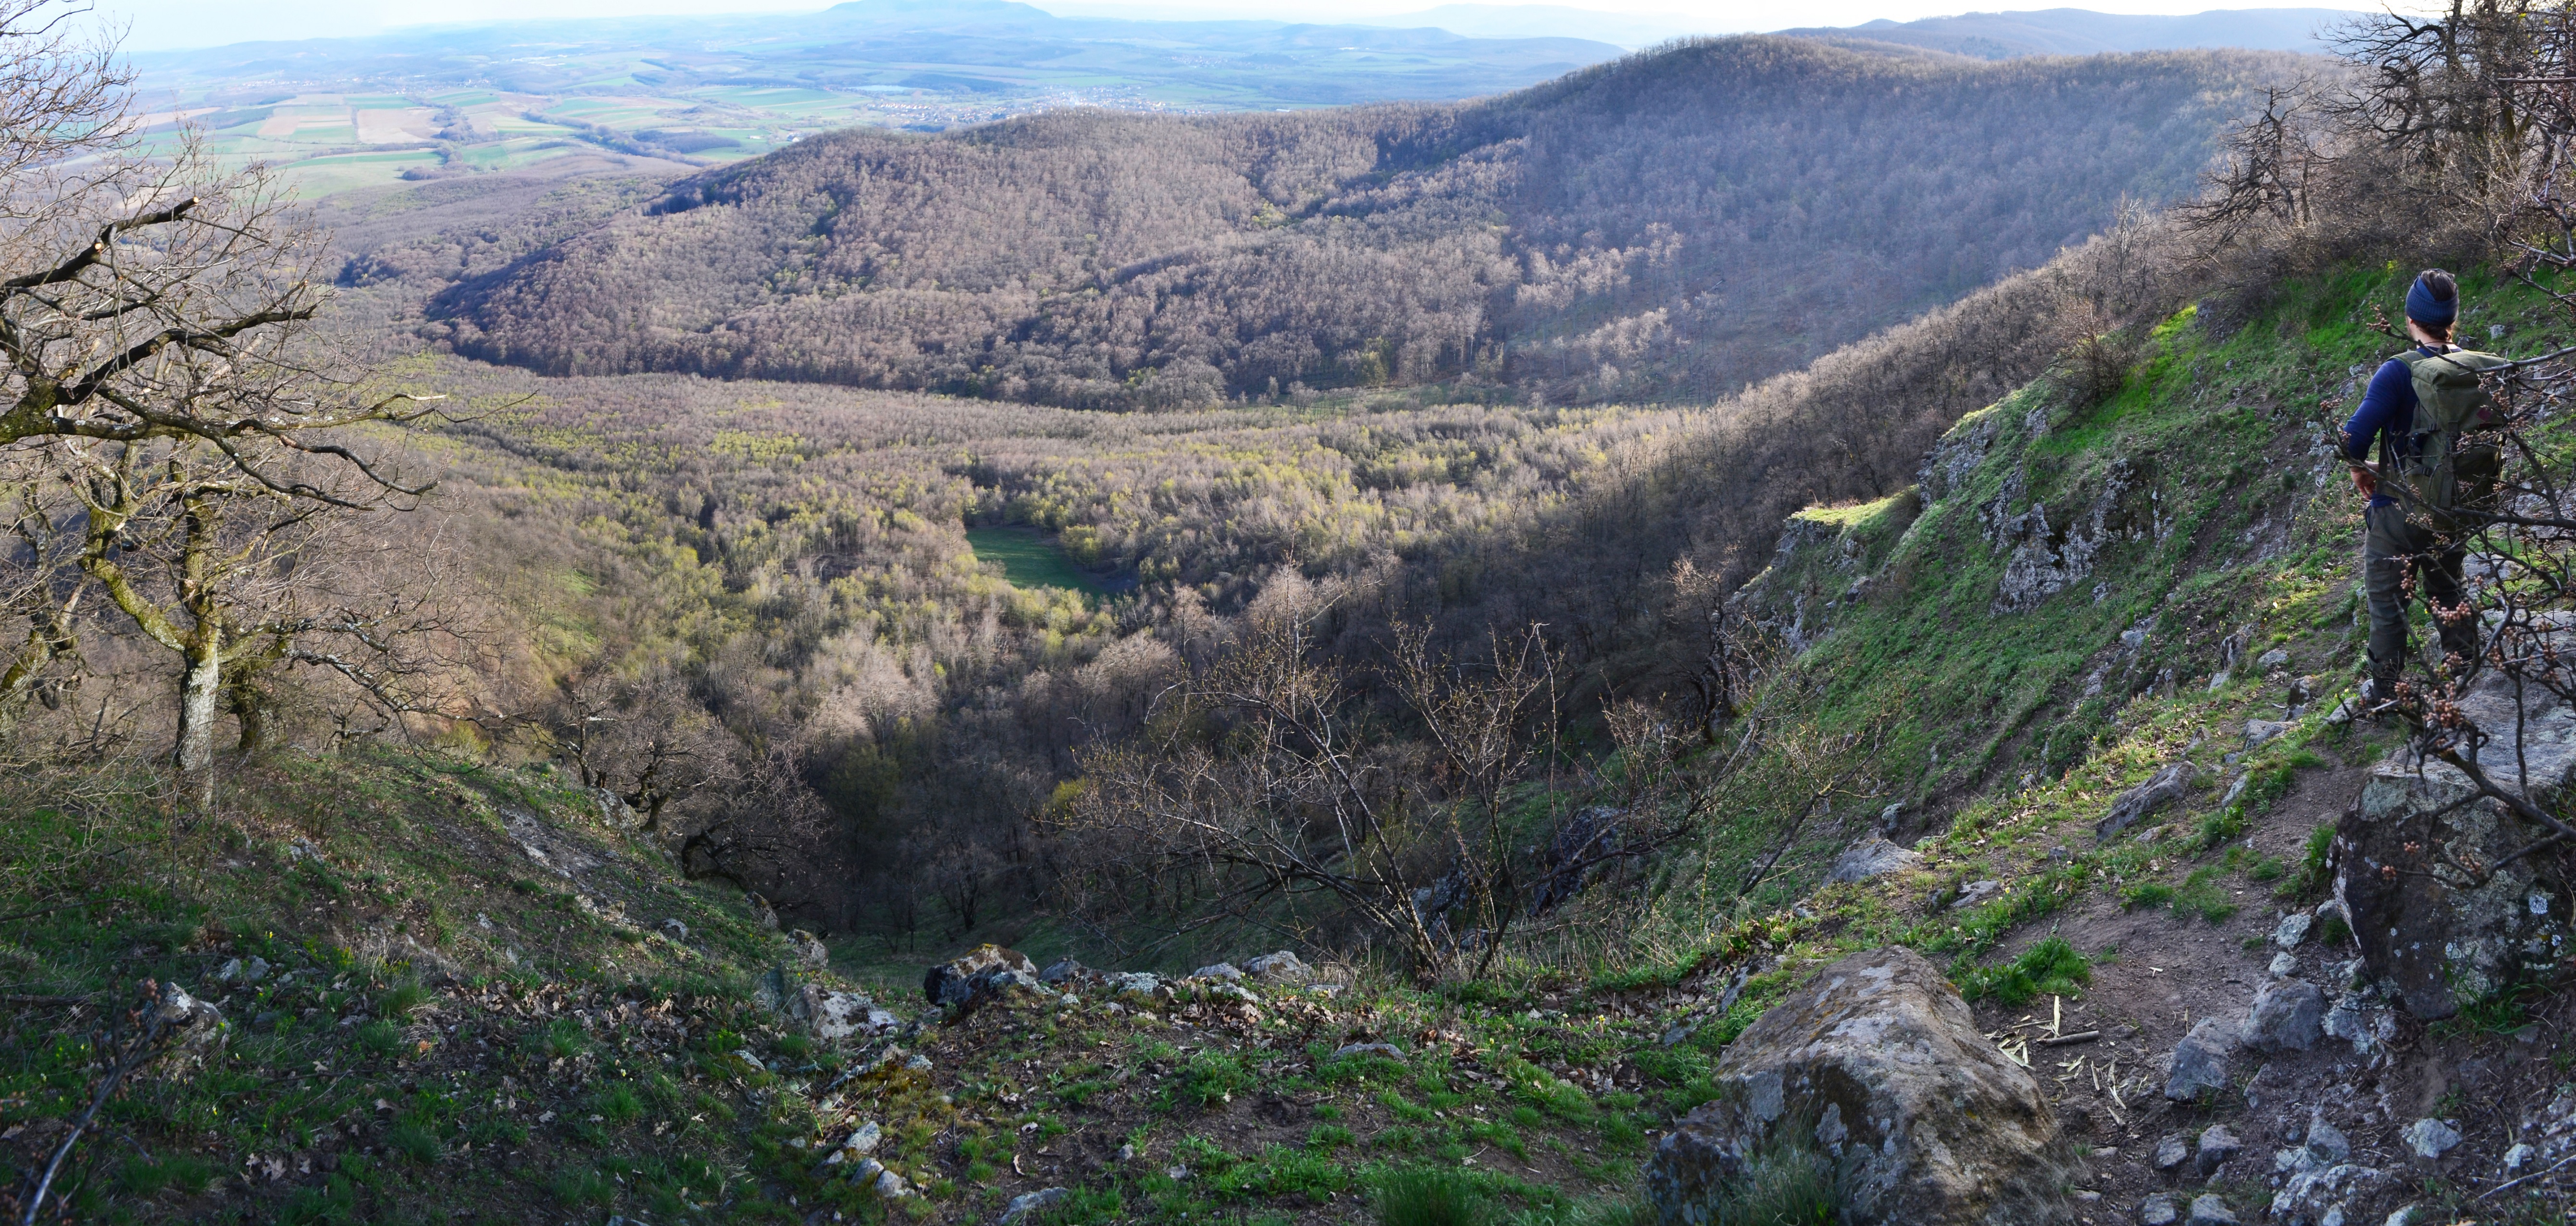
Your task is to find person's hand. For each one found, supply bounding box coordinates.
[2351,465,2377,498]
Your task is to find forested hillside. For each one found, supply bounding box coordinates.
[429,37,2297,408]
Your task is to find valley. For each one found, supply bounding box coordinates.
[7,2,2576,1225]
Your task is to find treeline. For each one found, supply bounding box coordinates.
[423,37,2302,409]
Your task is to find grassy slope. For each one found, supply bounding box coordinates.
[19,261,2575,1226]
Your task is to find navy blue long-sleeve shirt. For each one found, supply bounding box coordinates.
[2342,346,2443,508]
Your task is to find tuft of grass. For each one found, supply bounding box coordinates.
[2174,867,2238,923]
[2121,881,2175,909]
[591,1080,644,1126]
[1180,1049,1256,1108]
[1372,1164,1487,1226]
[1698,1126,1845,1225]
[1954,936,2091,1006]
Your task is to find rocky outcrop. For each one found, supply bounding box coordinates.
[922,944,1040,1009]
[1643,946,2070,1226]
[2336,685,2574,1018]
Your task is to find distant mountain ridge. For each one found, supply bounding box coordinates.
[420,37,2301,409]
[1776,7,2359,58]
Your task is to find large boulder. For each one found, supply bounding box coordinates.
[2337,686,2573,1018]
[922,944,1039,1008]
[1643,946,2071,1226]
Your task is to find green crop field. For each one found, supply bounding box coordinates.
[967,527,1105,596]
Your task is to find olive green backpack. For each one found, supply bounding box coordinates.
[2391,346,2513,531]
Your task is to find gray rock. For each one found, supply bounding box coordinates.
[2098,764,2196,842]
[1644,947,2073,1226]
[873,1168,911,1199]
[2196,1125,2241,1176]
[789,929,832,969]
[150,983,226,1065]
[1190,962,1244,982]
[2248,979,2325,1052]
[1000,1187,1067,1224]
[1331,1041,1407,1060]
[2401,1118,2461,1159]
[1102,971,1169,1005]
[216,955,272,985]
[2505,1142,2537,1171]
[842,1121,882,1157]
[2140,1192,2179,1225]
[1950,879,2003,909]
[2383,1207,2419,1226]
[2245,719,2292,747]
[2164,1016,2241,1101]
[797,986,898,1042]
[2338,674,2576,1018]
[2154,1133,2190,1171]
[922,944,1039,1007]
[1242,951,1312,982]
[2269,952,2299,977]
[2273,911,2314,949]
[1038,957,1085,984]
[2186,1193,2238,1226]
[1827,837,1924,884]
[2269,1162,2389,1226]
[2304,1118,2352,1164]
[2257,648,2291,670]
[660,918,689,941]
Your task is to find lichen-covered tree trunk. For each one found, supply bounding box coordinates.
[173,627,223,811]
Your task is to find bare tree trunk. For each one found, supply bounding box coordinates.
[174,629,221,811]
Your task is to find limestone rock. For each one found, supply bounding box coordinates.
[2256,648,2291,670]
[1828,837,1924,884]
[2245,719,2291,748]
[2337,677,2576,1018]
[2247,979,2325,1052]
[1190,962,1243,982]
[2268,952,2299,977]
[2098,764,2195,842]
[1243,951,1312,982]
[922,944,1039,1008]
[2139,1192,2179,1225]
[2269,1160,2389,1226]
[1001,1188,1067,1224]
[1038,957,1087,984]
[797,986,900,1042]
[2186,1193,2238,1226]
[2272,911,2313,949]
[2195,1125,2241,1176]
[150,983,226,1065]
[1643,946,2071,1226]
[2402,1118,2461,1160]
[2153,1134,2189,1171]
[789,929,831,969]
[1102,971,1170,1005]
[2304,1118,2352,1164]
[2164,1016,2240,1100]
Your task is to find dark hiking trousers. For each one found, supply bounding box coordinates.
[2364,502,2476,689]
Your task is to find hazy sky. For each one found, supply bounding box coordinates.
[95,0,2364,52]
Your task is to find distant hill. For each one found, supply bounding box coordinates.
[1353,4,1714,49]
[131,4,1624,106]
[1775,7,2359,58]
[423,37,2300,408]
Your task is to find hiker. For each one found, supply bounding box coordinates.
[2339,269,2505,703]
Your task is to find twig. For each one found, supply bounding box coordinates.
[22,982,186,1225]
[2482,1147,2576,1199]
[0,900,90,925]
[2040,1030,2102,1046]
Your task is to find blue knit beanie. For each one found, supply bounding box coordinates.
[2406,272,2458,327]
